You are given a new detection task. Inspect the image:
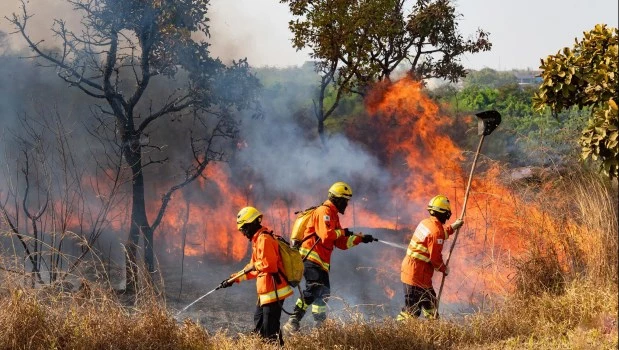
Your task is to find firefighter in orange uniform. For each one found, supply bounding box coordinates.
[397,195,463,320]
[220,206,293,345]
[283,182,375,333]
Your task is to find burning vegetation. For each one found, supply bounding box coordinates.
[0,0,617,349]
[1,72,616,348]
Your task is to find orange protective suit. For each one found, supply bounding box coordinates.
[298,200,362,272]
[400,216,454,289]
[236,226,293,305]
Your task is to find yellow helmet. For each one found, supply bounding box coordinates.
[236,206,262,230]
[328,181,353,199]
[427,195,451,214]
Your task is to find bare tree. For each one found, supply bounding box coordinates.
[0,112,123,288]
[7,0,259,292]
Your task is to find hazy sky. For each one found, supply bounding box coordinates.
[1,0,617,70]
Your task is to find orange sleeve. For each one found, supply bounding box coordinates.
[313,206,341,243]
[334,234,361,250]
[234,262,257,282]
[444,225,455,239]
[427,227,447,272]
[253,234,279,274]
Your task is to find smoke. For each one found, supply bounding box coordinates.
[0,54,103,167]
[0,48,422,321]
[235,130,390,201]
[0,2,480,329]
[0,0,308,67]
[0,1,78,53]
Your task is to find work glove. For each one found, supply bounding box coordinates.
[219,278,234,289]
[243,264,255,274]
[344,228,354,237]
[450,219,464,230]
[360,234,375,243]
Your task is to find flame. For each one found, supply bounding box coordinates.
[359,77,528,302]
[152,163,250,262]
[140,76,528,302]
[384,285,396,299]
[1,74,600,313]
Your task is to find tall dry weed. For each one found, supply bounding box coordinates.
[511,169,618,295]
[0,276,215,350]
[0,170,616,349]
[567,172,618,283]
[1,278,613,349]
[283,279,617,349]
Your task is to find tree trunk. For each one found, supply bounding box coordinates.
[318,118,325,144]
[124,138,152,293]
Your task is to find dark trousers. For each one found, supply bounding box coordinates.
[253,301,283,345]
[402,283,438,319]
[293,261,331,322]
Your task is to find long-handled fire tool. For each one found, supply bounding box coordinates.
[435,110,501,316]
[176,269,248,317]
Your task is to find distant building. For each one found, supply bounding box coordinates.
[512,69,542,86]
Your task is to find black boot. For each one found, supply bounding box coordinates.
[283,305,306,333]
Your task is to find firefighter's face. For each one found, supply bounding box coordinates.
[333,197,349,214]
[239,221,260,240]
[434,210,451,224]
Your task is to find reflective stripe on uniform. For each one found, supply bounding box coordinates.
[408,240,428,253]
[406,249,431,263]
[259,284,293,305]
[295,298,309,310]
[299,247,330,271]
[335,228,344,238]
[312,304,327,314]
[346,236,356,248]
[422,307,437,319]
[396,311,413,321]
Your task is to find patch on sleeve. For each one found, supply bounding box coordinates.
[324,215,330,222]
[413,223,431,241]
[437,239,444,244]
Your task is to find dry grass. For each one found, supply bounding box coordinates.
[567,171,618,283]
[282,279,617,350]
[511,169,618,296]
[0,171,616,349]
[0,279,615,350]
[0,280,214,350]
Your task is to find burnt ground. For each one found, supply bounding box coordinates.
[159,237,473,336]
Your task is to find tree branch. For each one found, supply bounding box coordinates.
[7,2,104,93]
[137,96,192,134]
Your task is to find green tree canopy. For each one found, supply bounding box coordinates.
[534,24,618,179]
[463,68,519,89]
[280,0,491,142]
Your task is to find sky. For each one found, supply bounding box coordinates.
[0,0,617,70]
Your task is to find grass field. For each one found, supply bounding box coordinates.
[0,171,616,349]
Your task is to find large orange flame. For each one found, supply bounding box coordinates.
[358,77,528,302]
[136,76,530,304]
[0,74,600,312]
[79,76,545,306]
[153,163,250,262]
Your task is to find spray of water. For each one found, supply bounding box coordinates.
[176,285,221,317]
[376,239,407,251]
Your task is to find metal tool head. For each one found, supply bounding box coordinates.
[476,110,502,136]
